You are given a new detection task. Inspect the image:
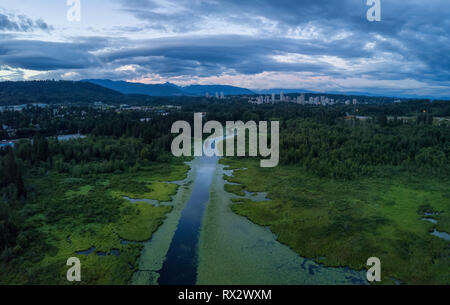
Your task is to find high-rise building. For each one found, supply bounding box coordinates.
[220,92,224,99]
[272,93,276,103]
[300,93,305,104]
[216,92,219,99]
[280,91,285,102]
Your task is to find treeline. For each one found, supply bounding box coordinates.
[187,101,450,179]
[0,105,185,140]
[348,100,450,117]
[1,109,186,174]
[280,120,450,179]
[14,136,171,177]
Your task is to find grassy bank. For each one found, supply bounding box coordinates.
[221,158,450,285]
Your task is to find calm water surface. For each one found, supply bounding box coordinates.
[158,156,218,285]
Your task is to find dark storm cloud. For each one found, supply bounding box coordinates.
[0,13,53,32]
[0,39,102,70]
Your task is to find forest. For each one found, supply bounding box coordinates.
[183,99,450,179]
[0,97,449,284]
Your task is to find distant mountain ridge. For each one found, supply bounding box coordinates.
[82,79,185,96]
[255,88,316,95]
[0,80,445,106]
[83,79,254,97]
[181,84,254,96]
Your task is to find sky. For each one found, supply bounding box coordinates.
[0,0,449,98]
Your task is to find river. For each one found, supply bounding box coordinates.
[131,152,368,285]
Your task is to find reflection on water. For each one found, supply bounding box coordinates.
[110,249,120,256]
[420,216,450,241]
[432,229,450,241]
[121,239,136,245]
[424,212,438,217]
[76,246,96,255]
[57,134,86,141]
[158,156,218,285]
[75,246,121,256]
[242,190,270,202]
[130,160,198,285]
[122,196,159,206]
[422,218,438,224]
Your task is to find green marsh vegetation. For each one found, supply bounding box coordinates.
[0,108,191,284]
[196,99,450,284]
[220,112,450,284]
[198,160,369,285]
[224,159,449,284]
[0,142,189,284]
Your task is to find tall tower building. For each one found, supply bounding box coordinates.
[280,91,285,102]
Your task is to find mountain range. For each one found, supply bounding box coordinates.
[0,80,446,106]
[82,79,254,97]
[84,80,448,100]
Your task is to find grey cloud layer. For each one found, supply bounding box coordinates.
[0,39,103,70]
[114,0,450,80]
[99,35,368,76]
[0,1,449,97]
